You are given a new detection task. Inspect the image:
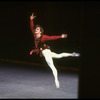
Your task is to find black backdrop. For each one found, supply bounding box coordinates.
[78,1,100,98]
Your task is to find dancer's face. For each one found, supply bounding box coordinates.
[35,27,41,38]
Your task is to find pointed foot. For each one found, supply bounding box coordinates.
[72,52,80,57]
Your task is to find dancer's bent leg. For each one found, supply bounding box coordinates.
[42,49,60,88]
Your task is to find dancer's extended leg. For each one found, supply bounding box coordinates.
[51,52,80,58]
[42,49,60,88]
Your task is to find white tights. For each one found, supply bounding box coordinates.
[42,49,74,88]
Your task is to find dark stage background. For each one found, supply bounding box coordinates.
[0,1,81,68]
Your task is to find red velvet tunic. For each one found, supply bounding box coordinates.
[30,19,61,57]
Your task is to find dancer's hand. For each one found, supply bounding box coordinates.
[30,13,36,20]
[61,34,67,38]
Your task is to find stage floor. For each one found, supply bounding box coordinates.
[0,62,79,99]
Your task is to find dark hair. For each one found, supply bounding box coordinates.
[35,25,44,35]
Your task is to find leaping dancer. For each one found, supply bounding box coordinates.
[29,13,80,88]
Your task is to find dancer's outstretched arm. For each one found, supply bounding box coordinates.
[41,34,67,42]
[30,13,36,37]
[30,13,36,55]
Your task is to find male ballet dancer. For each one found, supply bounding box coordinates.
[29,13,80,88]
